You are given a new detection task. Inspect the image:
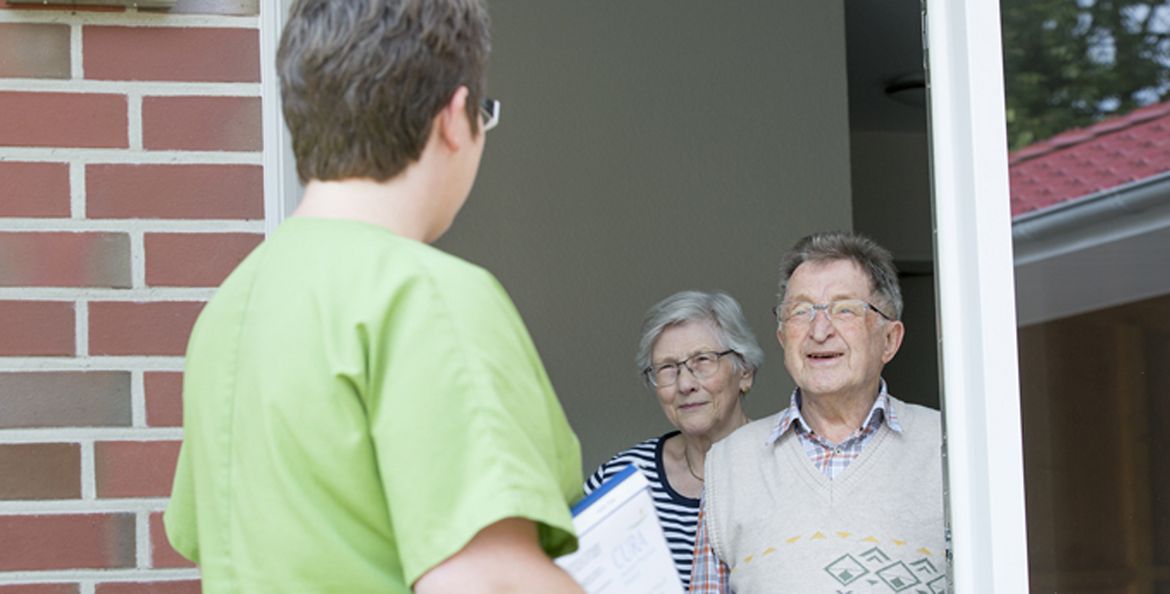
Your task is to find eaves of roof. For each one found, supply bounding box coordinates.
[1009,101,1170,324]
[1013,169,1170,265]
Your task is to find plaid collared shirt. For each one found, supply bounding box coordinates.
[688,384,900,594]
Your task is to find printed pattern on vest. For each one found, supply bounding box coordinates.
[731,530,947,593]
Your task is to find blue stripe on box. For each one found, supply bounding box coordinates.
[571,463,638,516]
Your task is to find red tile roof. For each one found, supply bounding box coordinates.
[1009,100,1170,217]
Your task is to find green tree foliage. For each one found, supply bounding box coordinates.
[1001,0,1170,148]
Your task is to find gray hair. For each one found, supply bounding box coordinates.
[636,290,764,387]
[776,230,903,320]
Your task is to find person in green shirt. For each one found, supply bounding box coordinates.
[164,1,587,592]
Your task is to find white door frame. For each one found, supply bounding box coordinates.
[258,1,1034,589]
[260,0,301,236]
[925,0,1031,590]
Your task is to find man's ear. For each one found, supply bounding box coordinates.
[881,320,905,364]
[436,85,473,150]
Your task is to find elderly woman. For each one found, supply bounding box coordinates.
[584,289,763,589]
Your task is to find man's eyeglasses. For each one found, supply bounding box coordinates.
[774,299,893,326]
[644,349,738,387]
[480,98,500,132]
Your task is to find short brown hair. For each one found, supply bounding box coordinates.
[277,0,491,183]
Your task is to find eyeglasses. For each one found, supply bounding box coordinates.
[480,98,500,132]
[645,349,737,387]
[774,299,893,326]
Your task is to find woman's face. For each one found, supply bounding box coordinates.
[650,320,753,440]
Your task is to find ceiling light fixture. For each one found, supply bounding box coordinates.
[885,74,926,108]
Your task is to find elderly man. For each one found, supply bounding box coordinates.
[689,231,946,593]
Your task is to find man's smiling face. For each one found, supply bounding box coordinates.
[777,259,903,401]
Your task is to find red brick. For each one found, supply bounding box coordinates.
[149,512,194,568]
[0,513,135,571]
[87,164,263,220]
[0,23,70,78]
[0,443,80,500]
[0,371,131,429]
[142,95,260,152]
[146,232,261,287]
[0,92,127,148]
[0,162,71,217]
[84,26,258,83]
[0,585,80,594]
[0,301,73,356]
[144,371,182,427]
[0,232,130,288]
[95,582,200,594]
[88,301,204,356]
[94,440,181,498]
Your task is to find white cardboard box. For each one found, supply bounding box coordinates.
[556,465,685,594]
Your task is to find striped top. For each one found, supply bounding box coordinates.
[584,431,701,589]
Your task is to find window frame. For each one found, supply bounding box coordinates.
[924,0,1031,590]
[260,0,302,236]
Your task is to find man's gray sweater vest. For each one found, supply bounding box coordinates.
[703,397,947,593]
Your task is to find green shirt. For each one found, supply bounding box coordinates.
[165,217,582,593]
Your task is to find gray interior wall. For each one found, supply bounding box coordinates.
[437,2,853,473]
[850,130,939,409]
[850,131,934,263]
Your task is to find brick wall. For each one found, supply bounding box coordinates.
[0,1,263,591]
